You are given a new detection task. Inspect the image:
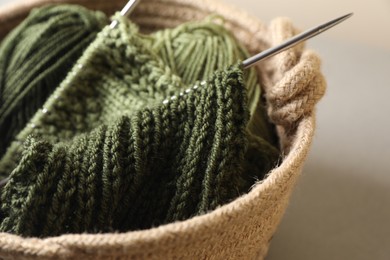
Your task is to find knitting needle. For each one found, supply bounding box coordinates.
[110,0,141,28]
[242,13,353,69]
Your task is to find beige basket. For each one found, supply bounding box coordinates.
[0,0,326,259]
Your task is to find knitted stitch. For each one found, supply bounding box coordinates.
[0,15,279,237]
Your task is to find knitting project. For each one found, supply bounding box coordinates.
[0,15,279,237]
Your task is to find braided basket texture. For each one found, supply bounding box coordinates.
[0,0,326,259]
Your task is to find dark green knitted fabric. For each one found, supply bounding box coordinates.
[0,15,279,237]
[0,5,107,157]
[0,66,254,237]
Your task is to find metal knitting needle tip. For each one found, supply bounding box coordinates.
[110,0,141,28]
[242,13,353,69]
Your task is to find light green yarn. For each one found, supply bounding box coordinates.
[148,16,261,115]
[147,16,276,146]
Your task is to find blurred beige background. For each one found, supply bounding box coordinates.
[0,0,389,259]
[220,1,390,260]
[224,0,390,51]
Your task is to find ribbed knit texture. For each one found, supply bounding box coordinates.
[0,65,255,237]
[0,5,107,157]
[0,14,279,237]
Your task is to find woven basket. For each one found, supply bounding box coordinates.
[0,0,326,259]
